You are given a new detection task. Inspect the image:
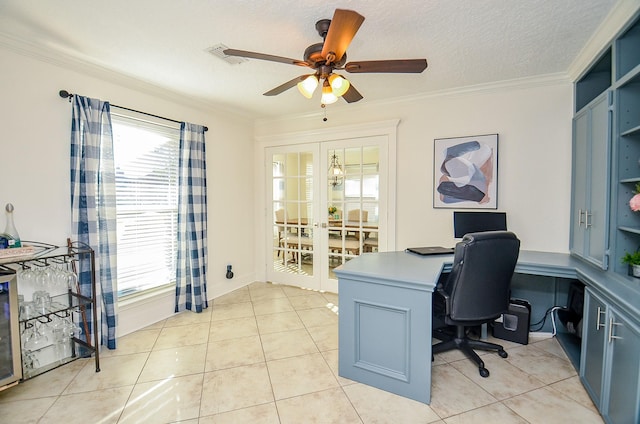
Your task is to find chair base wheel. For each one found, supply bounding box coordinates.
[498,349,508,358]
[479,367,490,378]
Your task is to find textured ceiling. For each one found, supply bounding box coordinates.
[0,0,619,119]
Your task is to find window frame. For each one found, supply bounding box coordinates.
[111,109,180,300]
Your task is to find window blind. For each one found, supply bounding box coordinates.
[111,113,180,298]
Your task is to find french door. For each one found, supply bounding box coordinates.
[266,135,388,292]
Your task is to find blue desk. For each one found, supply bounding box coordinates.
[334,250,586,404]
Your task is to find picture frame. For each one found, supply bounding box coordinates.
[433,134,498,209]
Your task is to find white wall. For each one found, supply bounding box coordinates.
[254,79,574,274]
[0,46,575,337]
[2,2,633,341]
[0,47,256,336]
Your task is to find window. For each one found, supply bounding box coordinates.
[111,111,180,298]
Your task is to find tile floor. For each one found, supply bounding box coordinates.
[0,282,604,423]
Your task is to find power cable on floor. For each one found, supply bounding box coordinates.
[530,305,565,334]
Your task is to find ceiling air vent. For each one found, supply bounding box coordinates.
[206,44,247,65]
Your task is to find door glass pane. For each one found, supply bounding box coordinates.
[272,151,314,276]
[327,146,379,279]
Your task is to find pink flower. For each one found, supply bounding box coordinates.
[630,194,640,212]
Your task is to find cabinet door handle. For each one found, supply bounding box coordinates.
[585,210,592,228]
[596,306,605,330]
[608,317,623,342]
[578,209,585,227]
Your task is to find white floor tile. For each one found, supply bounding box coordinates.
[119,374,204,423]
[200,363,274,416]
[3,284,607,423]
[267,353,339,400]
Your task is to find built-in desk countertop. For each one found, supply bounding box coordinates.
[334,250,640,405]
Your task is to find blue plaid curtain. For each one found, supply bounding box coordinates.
[175,122,208,312]
[70,95,118,349]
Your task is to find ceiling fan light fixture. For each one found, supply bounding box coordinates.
[328,73,350,97]
[321,80,338,105]
[223,9,427,107]
[297,75,318,98]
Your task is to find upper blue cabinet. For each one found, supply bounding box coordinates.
[576,49,612,113]
[572,12,640,278]
[570,92,611,270]
[615,16,640,82]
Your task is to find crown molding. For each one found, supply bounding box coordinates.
[383,73,570,104]
[255,72,570,128]
[255,119,400,144]
[0,32,254,123]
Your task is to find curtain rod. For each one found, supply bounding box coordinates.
[58,90,208,132]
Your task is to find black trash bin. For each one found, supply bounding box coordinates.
[492,299,531,345]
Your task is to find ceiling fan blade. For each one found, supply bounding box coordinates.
[321,9,365,64]
[342,84,363,103]
[263,75,311,96]
[345,59,428,73]
[223,48,310,67]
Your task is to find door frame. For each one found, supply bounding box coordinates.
[257,119,399,291]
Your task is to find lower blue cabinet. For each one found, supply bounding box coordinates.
[581,288,640,424]
[581,290,606,406]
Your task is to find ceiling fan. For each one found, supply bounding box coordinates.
[223,9,428,106]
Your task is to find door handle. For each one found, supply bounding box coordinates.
[596,306,605,331]
[578,209,585,227]
[608,317,623,343]
[585,210,592,228]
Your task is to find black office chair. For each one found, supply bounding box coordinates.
[432,230,520,377]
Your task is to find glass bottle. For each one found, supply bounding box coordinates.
[4,203,21,248]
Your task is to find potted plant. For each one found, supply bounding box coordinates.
[621,250,640,277]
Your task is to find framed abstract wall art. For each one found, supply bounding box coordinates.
[433,134,498,209]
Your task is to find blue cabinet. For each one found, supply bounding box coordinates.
[570,92,611,270]
[574,13,640,424]
[580,288,640,424]
[580,289,607,405]
[605,307,640,424]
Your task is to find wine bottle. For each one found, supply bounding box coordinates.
[4,203,21,248]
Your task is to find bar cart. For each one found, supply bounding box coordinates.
[0,241,100,383]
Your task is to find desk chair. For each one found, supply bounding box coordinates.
[432,231,520,377]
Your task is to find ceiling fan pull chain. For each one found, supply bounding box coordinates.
[322,103,328,122]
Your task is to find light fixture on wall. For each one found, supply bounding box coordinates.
[329,151,344,187]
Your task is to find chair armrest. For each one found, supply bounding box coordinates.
[435,286,452,315]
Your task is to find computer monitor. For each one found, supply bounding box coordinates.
[453,211,507,238]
